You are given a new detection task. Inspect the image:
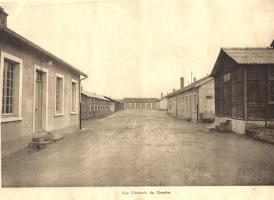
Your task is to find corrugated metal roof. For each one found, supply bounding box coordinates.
[122,98,158,103]
[0,25,88,77]
[81,91,110,101]
[222,48,274,64]
[166,76,212,98]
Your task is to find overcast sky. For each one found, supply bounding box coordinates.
[2,0,274,98]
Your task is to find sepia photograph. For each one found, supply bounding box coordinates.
[0,0,274,197]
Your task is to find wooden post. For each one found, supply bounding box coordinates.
[243,68,247,121]
[265,67,268,128]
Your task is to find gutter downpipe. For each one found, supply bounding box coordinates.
[79,75,88,130]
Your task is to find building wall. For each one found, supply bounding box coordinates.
[214,63,274,122]
[246,65,274,120]
[81,94,112,120]
[1,39,81,156]
[215,116,246,134]
[123,102,156,109]
[215,116,271,134]
[198,79,215,121]
[167,79,215,122]
[175,90,198,122]
[167,96,177,116]
[159,98,167,110]
[155,101,160,109]
[110,102,115,112]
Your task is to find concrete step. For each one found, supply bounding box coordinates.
[29,132,65,150]
[32,131,53,142]
[52,133,65,141]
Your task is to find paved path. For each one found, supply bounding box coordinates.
[2,110,274,186]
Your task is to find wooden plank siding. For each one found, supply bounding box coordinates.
[246,66,270,120]
[212,49,274,124]
[215,68,245,119]
[215,76,223,117]
[80,95,88,120]
[223,81,232,117]
[215,65,273,121]
[231,68,245,119]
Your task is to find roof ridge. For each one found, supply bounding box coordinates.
[166,76,212,98]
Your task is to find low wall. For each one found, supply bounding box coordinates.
[214,117,269,135]
[215,116,246,134]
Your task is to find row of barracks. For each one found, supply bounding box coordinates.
[123,98,158,110]
[81,91,123,120]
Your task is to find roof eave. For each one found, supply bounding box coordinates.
[210,49,224,77]
[0,25,88,77]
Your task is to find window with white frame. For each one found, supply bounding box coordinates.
[55,74,64,115]
[1,52,22,121]
[2,61,14,114]
[71,79,77,113]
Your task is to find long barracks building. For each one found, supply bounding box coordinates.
[123,98,158,110]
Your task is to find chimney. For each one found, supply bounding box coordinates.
[180,77,184,89]
[0,7,8,27]
[173,88,175,92]
[194,77,196,82]
[271,40,274,48]
[161,93,163,98]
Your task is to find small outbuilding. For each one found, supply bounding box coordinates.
[210,46,274,134]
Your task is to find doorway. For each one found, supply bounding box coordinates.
[33,66,48,133]
[35,71,44,132]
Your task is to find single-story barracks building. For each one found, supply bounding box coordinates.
[211,45,274,134]
[81,91,112,120]
[0,7,87,157]
[104,96,124,112]
[123,98,158,109]
[166,76,215,122]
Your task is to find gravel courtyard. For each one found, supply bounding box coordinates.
[2,110,274,186]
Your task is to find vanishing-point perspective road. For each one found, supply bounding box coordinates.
[2,110,274,186]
